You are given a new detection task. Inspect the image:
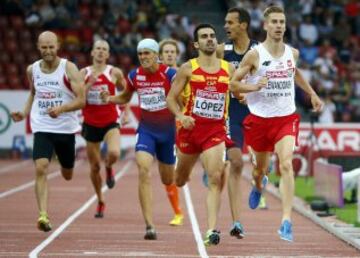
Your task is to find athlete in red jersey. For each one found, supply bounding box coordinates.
[167,24,235,246]
[80,40,128,218]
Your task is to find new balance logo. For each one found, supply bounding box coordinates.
[262,61,271,66]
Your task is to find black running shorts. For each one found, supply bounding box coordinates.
[81,122,119,143]
[33,132,76,169]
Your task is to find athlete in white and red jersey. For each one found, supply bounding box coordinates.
[80,40,128,219]
[101,38,181,241]
[83,64,118,127]
[167,24,235,246]
[11,31,85,232]
[230,6,323,242]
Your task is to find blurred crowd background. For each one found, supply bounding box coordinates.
[0,0,359,122]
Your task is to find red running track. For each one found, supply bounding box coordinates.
[0,154,359,258]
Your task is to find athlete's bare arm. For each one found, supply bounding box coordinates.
[112,67,131,125]
[230,49,267,93]
[112,67,126,89]
[292,48,324,112]
[166,61,195,129]
[80,68,97,92]
[48,61,86,118]
[11,65,35,122]
[101,84,133,105]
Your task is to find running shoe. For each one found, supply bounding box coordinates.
[144,226,157,240]
[106,167,115,189]
[248,175,268,209]
[229,221,245,239]
[37,212,52,232]
[278,220,293,242]
[202,170,209,188]
[203,229,220,246]
[94,202,105,218]
[258,195,268,209]
[169,214,184,226]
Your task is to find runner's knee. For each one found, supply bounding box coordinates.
[175,171,188,187]
[35,162,48,177]
[107,150,119,162]
[90,162,101,173]
[279,160,293,176]
[138,166,151,183]
[229,156,244,174]
[207,170,223,186]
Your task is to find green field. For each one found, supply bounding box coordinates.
[268,174,359,226]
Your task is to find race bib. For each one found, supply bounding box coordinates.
[193,90,225,119]
[36,91,63,116]
[87,84,109,105]
[138,87,167,111]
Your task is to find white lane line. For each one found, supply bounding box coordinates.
[0,160,31,175]
[0,161,83,199]
[183,184,208,258]
[29,160,133,258]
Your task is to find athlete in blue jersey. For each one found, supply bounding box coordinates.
[101,39,180,240]
[217,7,267,239]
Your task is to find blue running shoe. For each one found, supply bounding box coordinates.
[229,221,245,239]
[202,170,209,188]
[248,175,268,209]
[278,220,293,242]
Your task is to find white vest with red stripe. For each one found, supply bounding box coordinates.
[246,43,296,117]
[30,58,80,133]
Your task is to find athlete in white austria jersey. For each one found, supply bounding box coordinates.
[11,31,85,233]
[230,6,323,243]
[31,58,80,133]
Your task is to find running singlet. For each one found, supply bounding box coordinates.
[82,65,119,127]
[30,58,80,134]
[224,39,257,124]
[246,43,296,117]
[127,64,176,130]
[182,59,230,125]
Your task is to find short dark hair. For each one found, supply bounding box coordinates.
[193,23,216,42]
[228,7,251,27]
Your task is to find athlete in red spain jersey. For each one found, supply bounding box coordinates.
[167,24,235,246]
[80,40,128,219]
[176,58,230,153]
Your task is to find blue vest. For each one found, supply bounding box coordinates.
[224,39,258,124]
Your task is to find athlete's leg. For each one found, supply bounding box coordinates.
[175,150,199,187]
[33,132,54,231]
[34,158,51,216]
[227,147,244,222]
[274,135,295,222]
[104,127,120,170]
[86,142,103,203]
[104,127,120,188]
[159,162,183,224]
[136,151,155,228]
[251,150,271,191]
[34,157,52,231]
[200,142,226,231]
